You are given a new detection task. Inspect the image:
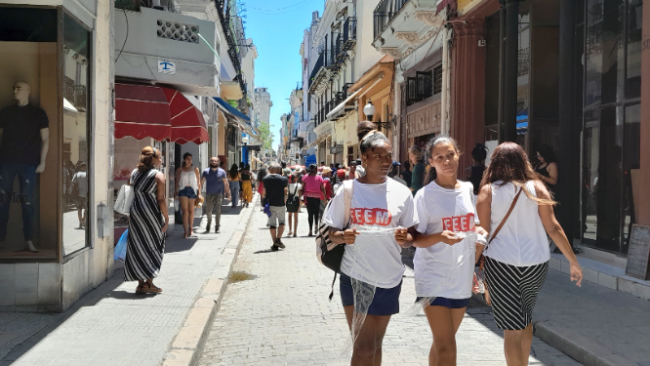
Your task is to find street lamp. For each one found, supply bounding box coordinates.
[363,99,376,121]
[242,135,249,145]
[364,99,391,130]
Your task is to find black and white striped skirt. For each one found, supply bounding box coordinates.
[484,256,549,330]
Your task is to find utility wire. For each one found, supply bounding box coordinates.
[115,5,128,62]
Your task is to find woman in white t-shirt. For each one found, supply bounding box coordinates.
[412,135,488,366]
[323,131,418,365]
[476,142,582,366]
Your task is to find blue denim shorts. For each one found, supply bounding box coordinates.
[340,273,401,316]
[178,187,197,199]
[416,297,470,309]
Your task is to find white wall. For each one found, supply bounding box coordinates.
[354,0,383,77]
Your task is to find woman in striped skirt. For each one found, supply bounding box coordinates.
[476,142,582,366]
[125,146,170,294]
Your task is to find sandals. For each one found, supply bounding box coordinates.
[136,283,162,294]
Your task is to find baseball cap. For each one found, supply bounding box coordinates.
[392,161,401,166]
[349,160,357,166]
[337,169,346,178]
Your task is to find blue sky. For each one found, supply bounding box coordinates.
[244,0,324,150]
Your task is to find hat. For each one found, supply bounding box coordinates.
[349,160,357,166]
[337,169,346,178]
[322,167,332,175]
[392,161,401,166]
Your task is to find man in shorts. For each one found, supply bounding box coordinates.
[262,163,288,250]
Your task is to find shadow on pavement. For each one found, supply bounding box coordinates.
[1,266,125,362]
[165,237,198,253]
[253,249,282,254]
[222,206,243,215]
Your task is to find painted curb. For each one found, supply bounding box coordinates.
[162,200,257,366]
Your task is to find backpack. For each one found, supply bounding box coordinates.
[315,180,354,300]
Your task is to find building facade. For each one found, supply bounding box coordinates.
[0,0,114,311]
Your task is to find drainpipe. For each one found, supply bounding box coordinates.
[440,16,451,134]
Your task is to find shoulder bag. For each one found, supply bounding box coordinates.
[115,169,138,215]
[315,180,354,300]
[479,185,523,306]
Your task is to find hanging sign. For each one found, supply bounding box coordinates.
[158,59,176,74]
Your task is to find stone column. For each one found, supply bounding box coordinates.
[450,19,486,175]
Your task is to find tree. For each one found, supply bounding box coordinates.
[257,121,274,152]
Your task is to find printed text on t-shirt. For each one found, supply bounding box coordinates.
[350,208,392,226]
[442,213,475,232]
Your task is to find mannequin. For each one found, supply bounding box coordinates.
[0,81,50,253]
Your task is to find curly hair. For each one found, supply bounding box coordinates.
[481,142,556,205]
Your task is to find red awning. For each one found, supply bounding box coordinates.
[114,84,172,141]
[162,88,209,144]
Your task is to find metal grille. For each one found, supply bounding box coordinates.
[433,65,443,95]
[157,20,199,43]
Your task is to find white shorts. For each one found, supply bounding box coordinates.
[268,206,286,228]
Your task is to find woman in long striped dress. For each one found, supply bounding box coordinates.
[125,146,170,294]
[476,142,582,366]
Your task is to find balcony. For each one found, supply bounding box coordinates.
[114,7,219,96]
[372,0,443,60]
[374,0,410,39]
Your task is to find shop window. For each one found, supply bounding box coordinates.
[62,13,92,257]
[0,8,58,259]
[625,0,642,99]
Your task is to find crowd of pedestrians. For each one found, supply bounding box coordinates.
[120,117,581,366]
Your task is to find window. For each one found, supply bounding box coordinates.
[62,12,92,257]
[0,7,59,259]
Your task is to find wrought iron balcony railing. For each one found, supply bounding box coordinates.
[374,0,410,39]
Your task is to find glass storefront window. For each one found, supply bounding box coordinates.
[516,3,531,149]
[0,7,58,259]
[626,0,642,99]
[581,0,641,254]
[585,0,603,108]
[621,104,640,251]
[62,13,91,256]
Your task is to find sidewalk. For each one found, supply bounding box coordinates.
[533,268,650,366]
[0,200,256,366]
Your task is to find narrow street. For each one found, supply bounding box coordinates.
[199,208,580,366]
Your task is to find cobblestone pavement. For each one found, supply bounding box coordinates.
[0,203,253,366]
[199,209,581,366]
